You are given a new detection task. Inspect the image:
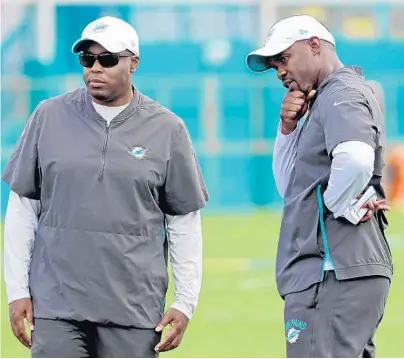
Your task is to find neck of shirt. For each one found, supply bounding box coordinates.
[92,101,131,126]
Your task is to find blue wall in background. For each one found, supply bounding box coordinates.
[1,3,404,216]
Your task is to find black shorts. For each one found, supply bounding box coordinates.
[31,318,161,358]
[283,272,390,358]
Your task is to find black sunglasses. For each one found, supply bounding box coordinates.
[79,51,133,68]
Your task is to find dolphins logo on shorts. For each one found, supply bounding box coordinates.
[286,327,301,344]
[285,319,307,344]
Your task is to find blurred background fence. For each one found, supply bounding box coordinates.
[2,0,404,216]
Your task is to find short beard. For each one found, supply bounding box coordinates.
[90,90,116,104]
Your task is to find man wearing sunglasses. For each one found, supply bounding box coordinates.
[3,16,208,358]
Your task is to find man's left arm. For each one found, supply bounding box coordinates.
[320,88,382,223]
[324,141,375,221]
[166,210,202,320]
[154,211,202,353]
[155,122,208,353]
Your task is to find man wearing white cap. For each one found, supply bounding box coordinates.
[247,15,392,357]
[3,16,208,357]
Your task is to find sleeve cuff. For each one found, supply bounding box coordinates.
[170,300,195,320]
[277,123,298,139]
[7,287,31,304]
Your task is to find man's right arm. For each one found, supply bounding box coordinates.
[274,86,316,198]
[4,191,40,304]
[272,122,299,198]
[2,103,43,348]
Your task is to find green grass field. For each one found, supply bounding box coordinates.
[1,210,404,358]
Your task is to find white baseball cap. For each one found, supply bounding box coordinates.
[246,15,335,72]
[72,16,140,55]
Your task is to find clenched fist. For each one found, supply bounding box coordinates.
[280,82,316,135]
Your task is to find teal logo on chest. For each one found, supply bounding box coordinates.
[127,145,148,159]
